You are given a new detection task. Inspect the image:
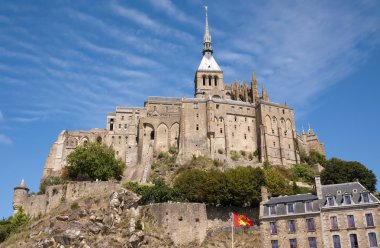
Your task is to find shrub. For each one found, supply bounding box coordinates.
[168,146,178,155]
[300,150,326,166]
[70,202,79,210]
[290,163,316,183]
[240,150,246,157]
[230,150,240,161]
[66,142,124,181]
[0,209,29,242]
[263,166,293,196]
[253,149,259,157]
[217,148,224,154]
[39,177,64,194]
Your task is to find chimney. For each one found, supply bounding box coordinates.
[315,176,323,199]
[261,186,269,202]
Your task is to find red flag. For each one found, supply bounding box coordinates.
[233,213,254,227]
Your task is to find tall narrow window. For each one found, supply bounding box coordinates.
[343,195,352,205]
[196,124,199,131]
[244,134,247,139]
[308,237,317,248]
[202,75,206,86]
[209,76,212,86]
[347,215,355,228]
[349,234,358,248]
[270,222,277,234]
[271,240,279,248]
[214,76,218,86]
[327,196,335,206]
[306,218,315,231]
[366,213,375,227]
[288,220,296,233]
[305,201,313,212]
[289,239,297,248]
[220,128,223,134]
[369,232,378,247]
[330,216,339,230]
[362,192,370,203]
[333,235,341,248]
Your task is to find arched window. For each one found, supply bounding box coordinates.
[209,76,212,86]
[202,75,206,86]
[214,76,218,86]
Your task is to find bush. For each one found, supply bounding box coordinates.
[301,150,326,166]
[39,177,64,194]
[230,150,240,161]
[263,166,293,196]
[70,202,79,210]
[217,148,224,154]
[0,209,29,243]
[168,146,178,155]
[124,179,185,204]
[66,142,124,181]
[290,163,316,183]
[240,150,247,157]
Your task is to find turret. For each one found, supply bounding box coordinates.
[13,179,29,215]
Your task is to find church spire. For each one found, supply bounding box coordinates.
[203,6,213,54]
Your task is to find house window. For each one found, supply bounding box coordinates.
[362,192,370,203]
[333,235,341,248]
[306,218,315,231]
[287,203,295,214]
[305,201,313,212]
[220,128,223,134]
[216,104,219,109]
[330,216,339,230]
[347,215,355,228]
[269,205,276,215]
[308,237,317,248]
[349,234,358,248]
[343,195,352,205]
[289,239,297,248]
[271,240,279,248]
[196,124,199,131]
[327,196,335,206]
[366,213,375,227]
[288,220,296,233]
[270,222,277,234]
[369,232,378,247]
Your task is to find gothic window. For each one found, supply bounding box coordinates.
[209,76,212,86]
[119,124,121,129]
[235,116,237,122]
[202,75,206,86]
[220,128,223,134]
[214,76,218,86]
[244,134,247,139]
[119,136,121,144]
[216,104,219,109]
[110,118,114,131]
[116,151,119,155]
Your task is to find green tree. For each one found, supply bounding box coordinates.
[300,150,326,166]
[66,142,124,181]
[263,166,293,196]
[225,167,265,207]
[0,209,29,243]
[321,158,377,192]
[173,169,207,202]
[290,163,316,183]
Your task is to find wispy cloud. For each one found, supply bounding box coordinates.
[110,2,194,42]
[0,133,12,145]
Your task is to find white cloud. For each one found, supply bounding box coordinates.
[0,133,12,145]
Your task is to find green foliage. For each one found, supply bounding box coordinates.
[290,163,316,183]
[70,202,79,210]
[173,166,266,207]
[253,149,259,157]
[124,179,185,204]
[39,176,64,194]
[239,150,247,157]
[168,145,178,155]
[263,166,293,197]
[66,142,124,181]
[300,150,326,166]
[321,158,377,192]
[292,180,313,194]
[0,209,29,243]
[217,148,224,154]
[230,150,240,161]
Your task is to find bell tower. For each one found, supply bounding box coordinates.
[194,6,224,99]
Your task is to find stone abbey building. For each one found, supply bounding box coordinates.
[42,9,324,182]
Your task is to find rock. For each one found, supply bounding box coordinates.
[90,215,96,222]
[56,215,69,221]
[33,238,55,248]
[88,224,102,234]
[79,209,87,217]
[128,231,144,248]
[103,215,113,226]
[95,216,103,222]
[54,229,81,245]
[80,239,91,248]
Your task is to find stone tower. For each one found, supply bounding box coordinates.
[194,6,225,99]
[13,179,29,215]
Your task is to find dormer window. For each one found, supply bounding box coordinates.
[305,201,313,212]
[287,203,295,214]
[327,196,335,206]
[269,205,277,215]
[361,192,370,203]
[343,194,352,205]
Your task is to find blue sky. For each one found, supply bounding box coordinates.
[1,0,380,218]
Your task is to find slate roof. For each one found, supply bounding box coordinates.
[265,194,318,205]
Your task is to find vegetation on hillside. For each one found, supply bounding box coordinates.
[39,176,65,194]
[321,158,377,191]
[64,142,124,181]
[0,209,29,243]
[300,150,327,166]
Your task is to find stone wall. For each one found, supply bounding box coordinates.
[18,181,121,217]
[206,206,260,230]
[140,202,207,246]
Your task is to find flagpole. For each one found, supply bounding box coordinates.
[231,212,234,248]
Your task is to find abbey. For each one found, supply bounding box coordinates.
[41,9,324,182]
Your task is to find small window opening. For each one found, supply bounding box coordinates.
[220,128,223,134]
[209,76,212,86]
[196,124,199,131]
